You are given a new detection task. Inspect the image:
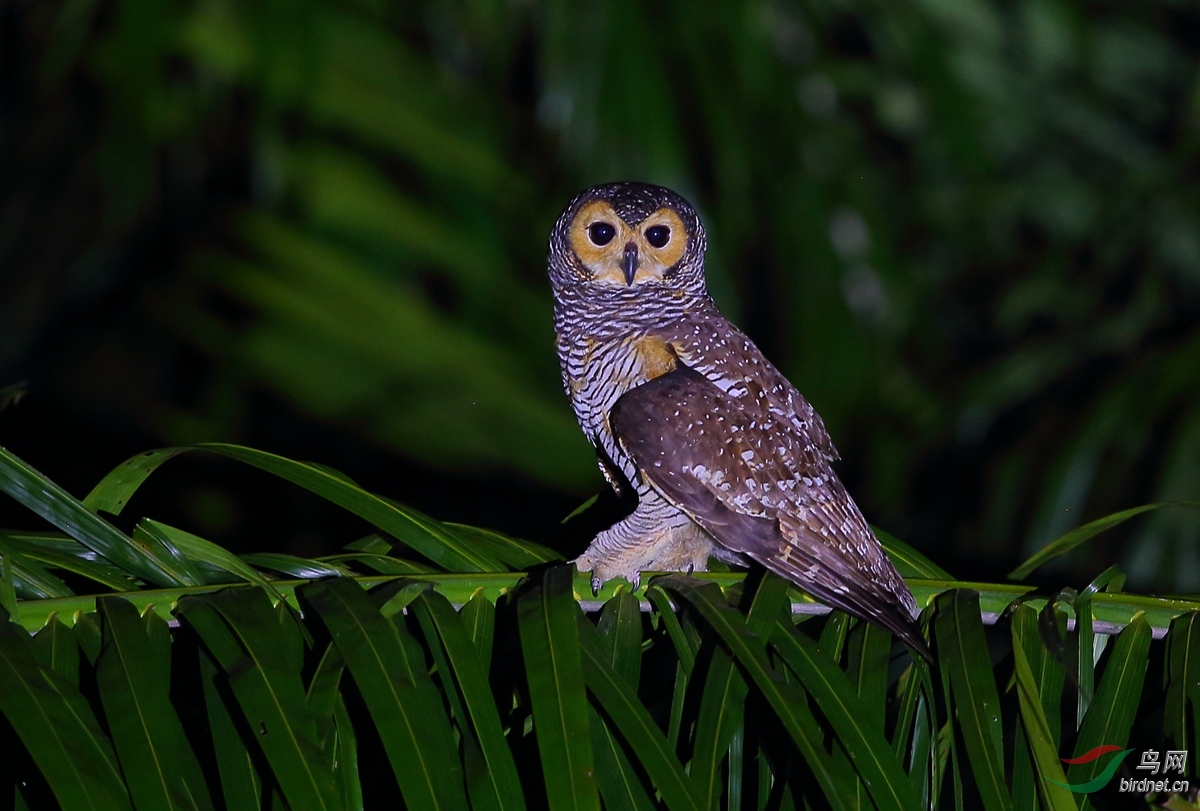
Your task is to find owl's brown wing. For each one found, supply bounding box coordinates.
[610,365,927,657]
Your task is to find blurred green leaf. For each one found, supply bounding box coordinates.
[1011,502,1200,579]
[0,381,28,411]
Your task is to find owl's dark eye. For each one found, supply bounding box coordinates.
[645,225,671,248]
[588,222,616,246]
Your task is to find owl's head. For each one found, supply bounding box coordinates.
[548,182,707,295]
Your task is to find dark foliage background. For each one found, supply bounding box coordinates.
[2,0,1198,589]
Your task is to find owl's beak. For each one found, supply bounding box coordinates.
[622,242,640,285]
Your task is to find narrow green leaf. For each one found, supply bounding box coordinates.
[414,589,525,811]
[309,646,362,807]
[847,621,890,717]
[934,590,1011,811]
[907,684,936,806]
[667,660,689,753]
[73,611,102,665]
[727,724,744,811]
[304,578,467,811]
[307,641,346,721]
[331,695,363,810]
[2,551,22,620]
[0,608,131,810]
[240,552,355,579]
[343,534,398,555]
[199,648,261,809]
[32,615,79,685]
[461,591,495,664]
[596,588,642,688]
[445,522,564,567]
[691,572,789,809]
[0,544,72,599]
[139,519,285,595]
[82,444,504,572]
[320,552,435,575]
[1010,719,1035,811]
[770,622,918,811]
[576,615,704,811]
[414,596,503,811]
[1010,606,1041,811]
[518,565,599,811]
[82,448,188,515]
[1165,612,1200,773]
[206,444,503,571]
[839,621,891,811]
[130,521,207,587]
[745,573,791,636]
[1070,566,1126,730]
[934,719,960,811]
[0,531,137,592]
[177,590,339,811]
[819,611,851,662]
[1010,502,1200,579]
[96,597,214,811]
[0,447,183,587]
[659,576,856,811]
[873,526,954,579]
[892,665,921,758]
[1067,613,1151,788]
[691,646,747,808]
[375,579,429,619]
[588,705,656,811]
[1035,601,1069,745]
[1011,607,1077,811]
[909,580,1035,622]
[560,494,599,524]
[646,584,699,673]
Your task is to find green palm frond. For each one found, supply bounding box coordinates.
[2,444,1199,808]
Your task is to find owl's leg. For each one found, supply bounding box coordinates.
[573,489,714,593]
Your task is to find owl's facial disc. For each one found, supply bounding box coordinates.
[568,201,688,287]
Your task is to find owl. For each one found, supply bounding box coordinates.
[548,181,925,654]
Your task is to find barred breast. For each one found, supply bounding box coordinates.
[554,285,701,489]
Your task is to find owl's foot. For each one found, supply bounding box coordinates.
[573,553,645,596]
[573,519,714,595]
[574,553,646,595]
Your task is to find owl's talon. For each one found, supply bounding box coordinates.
[590,576,602,597]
